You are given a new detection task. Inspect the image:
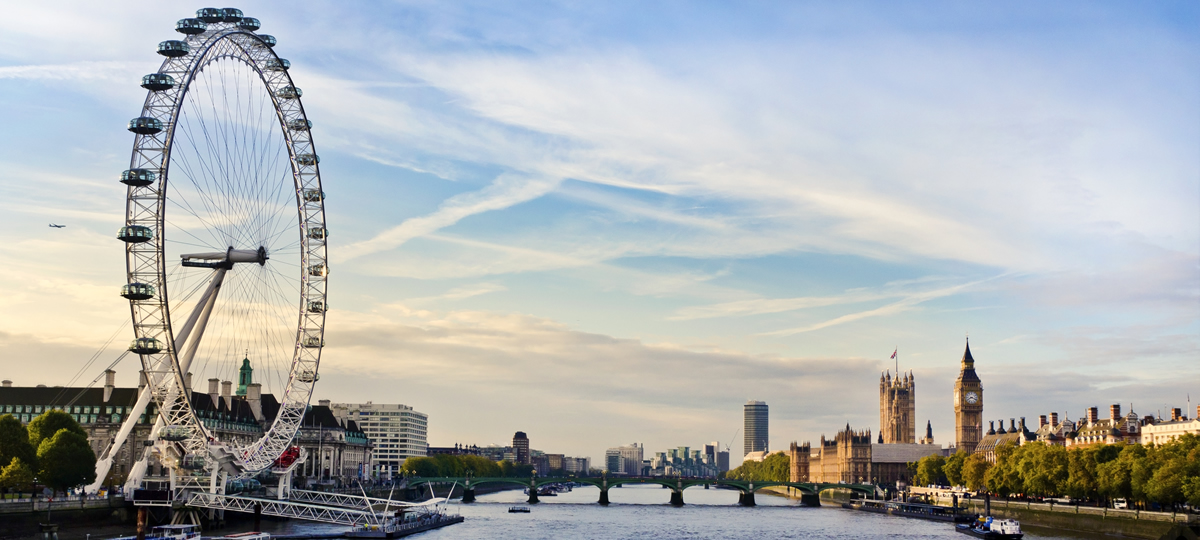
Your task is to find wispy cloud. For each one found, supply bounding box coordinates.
[758,278,997,336]
[335,173,560,262]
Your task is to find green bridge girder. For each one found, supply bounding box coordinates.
[407,476,878,506]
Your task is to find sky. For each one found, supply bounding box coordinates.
[0,1,1197,464]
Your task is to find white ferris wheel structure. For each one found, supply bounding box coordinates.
[89,7,328,503]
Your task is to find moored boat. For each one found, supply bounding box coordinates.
[112,524,202,540]
[843,499,973,523]
[508,506,530,513]
[955,516,1023,539]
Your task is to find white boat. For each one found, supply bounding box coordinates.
[112,524,201,540]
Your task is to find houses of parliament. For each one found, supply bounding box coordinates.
[788,340,984,484]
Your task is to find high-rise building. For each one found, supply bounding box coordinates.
[953,339,984,454]
[744,400,769,457]
[604,442,644,475]
[512,431,530,464]
[330,401,428,478]
[879,369,916,443]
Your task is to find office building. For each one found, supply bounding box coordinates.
[330,401,428,478]
[744,400,769,458]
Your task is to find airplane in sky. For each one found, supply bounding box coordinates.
[48,223,65,228]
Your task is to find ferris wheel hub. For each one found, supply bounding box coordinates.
[181,246,268,268]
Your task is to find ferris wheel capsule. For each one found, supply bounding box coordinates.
[141,74,176,91]
[220,8,243,22]
[121,283,156,300]
[157,40,190,58]
[117,225,154,243]
[258,34,276,47]
[237,17,260,32]
[264,59,290,71]
[276,86,301,99]
[120,169,156,187]
[129,337,162,355]
[160,425,190,442]
[196,8,224,23]
[176,18,208,35]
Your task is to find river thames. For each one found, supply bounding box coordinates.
[243,485,1111,540]
[15,486,1119,540]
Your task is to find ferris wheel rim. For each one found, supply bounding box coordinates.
[121,14,327,477]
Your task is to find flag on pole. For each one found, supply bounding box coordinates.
[890,349,897,359]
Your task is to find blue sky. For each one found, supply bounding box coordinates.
[0,1,1197,462]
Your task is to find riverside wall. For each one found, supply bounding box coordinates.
[963,499,1197,540]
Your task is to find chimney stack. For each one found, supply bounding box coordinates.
[208,378,220,407]
[221,380,233,409]
[1050,412,1059,427]
[103,369,116,403]
[1087,407,1099,425]
[1,380,10,388]
[247,383,263,422]
[1110,404,1120,422]
[1013,417,1020,433]
[1039,415,1047,428]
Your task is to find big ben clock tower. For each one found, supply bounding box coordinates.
[953,339,984,454]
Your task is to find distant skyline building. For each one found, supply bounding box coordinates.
[513,431,530,464]
[744,400,769,458]
[605,442,644,475]
[330,401,428,478]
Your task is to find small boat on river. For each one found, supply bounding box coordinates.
[508,506,530,513]
[955,516,1023,539]
[112,524,201,540]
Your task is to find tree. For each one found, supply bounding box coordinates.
[915,455,947,487]
[962,453,990,491]
[1017,442,1068,497]
[986,442,1023,497]
[27,410,86,450]
[36,429,96,494]
[944,450,967,487]
[724,453,789,482]
[1065,445,1100,500]
[0,457,35,491]
[0,414,36,469]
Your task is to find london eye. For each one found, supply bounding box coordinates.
[93,7,328,498]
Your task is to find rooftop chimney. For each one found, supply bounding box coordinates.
[1,380,10,388]
[103,369,116,403]
[1087,407,1099,425]
[997,420,1006,434]
[1110,404,1120,422]
[247,383,263,422]
[208,378,220,407]
[221,380,233,409]
[1039,415,1047,428]
[1014,417,1021,433]
[1050,412,1059,428]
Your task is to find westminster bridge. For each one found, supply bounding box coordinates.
[407,475,880,506]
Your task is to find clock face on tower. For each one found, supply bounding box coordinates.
[965,391,978,405]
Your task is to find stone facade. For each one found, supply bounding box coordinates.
[788,426,941,486]
[1141,407,1200,445]
[880,370,916,443]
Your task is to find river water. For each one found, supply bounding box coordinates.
[21,485,1114,540]
[252,485,1109,540]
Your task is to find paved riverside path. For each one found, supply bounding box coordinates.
[407,475,878,506]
